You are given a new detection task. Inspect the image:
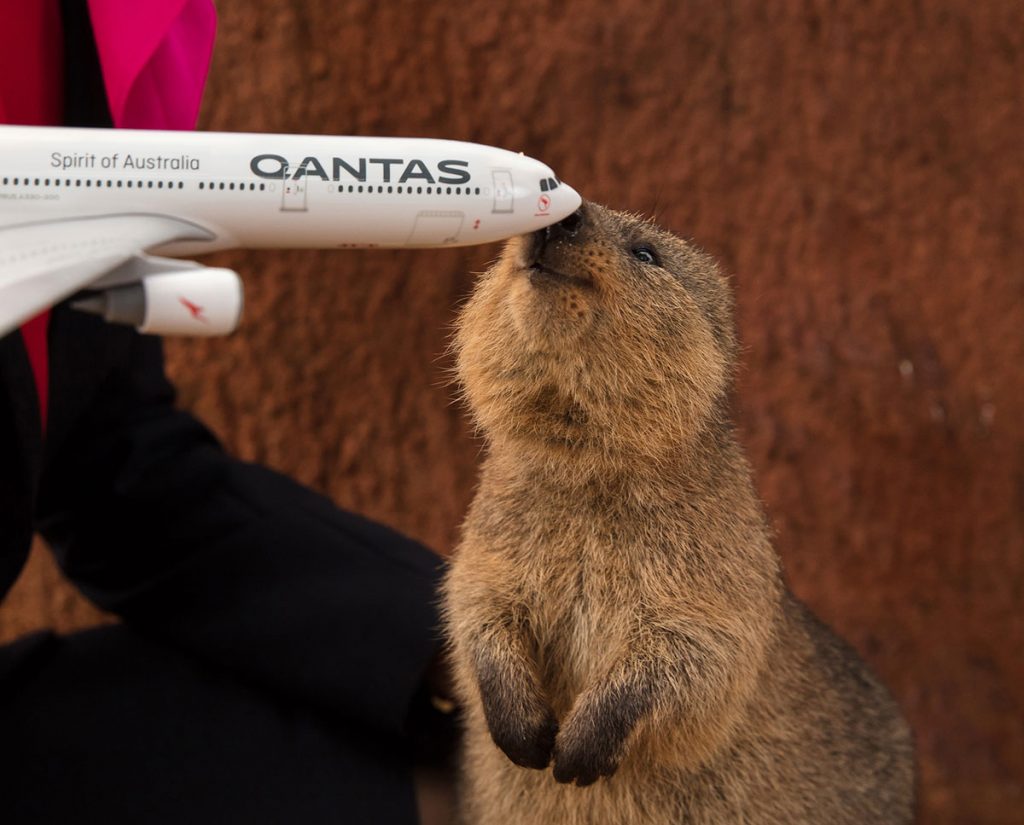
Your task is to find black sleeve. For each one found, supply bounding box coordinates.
[34,329,445,737]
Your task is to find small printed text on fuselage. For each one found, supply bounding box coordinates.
[50,152,200,171]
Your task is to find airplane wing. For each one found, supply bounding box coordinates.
[0,214,213,337]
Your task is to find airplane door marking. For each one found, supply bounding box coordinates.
[280,167,308,212]
[492,170,514,214]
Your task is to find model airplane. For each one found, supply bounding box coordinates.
[0,125,581,336]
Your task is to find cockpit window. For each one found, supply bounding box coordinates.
[540,179,550,192]
[540,177,560,192]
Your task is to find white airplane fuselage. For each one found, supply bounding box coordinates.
[0,126,580,336]
[0,125,580,255]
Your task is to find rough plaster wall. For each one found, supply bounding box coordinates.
[0,1,1020,821]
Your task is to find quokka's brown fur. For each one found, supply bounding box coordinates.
[444,202,914,824]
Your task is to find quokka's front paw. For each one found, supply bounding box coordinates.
[480,683,559,770]
[551,708,626,786]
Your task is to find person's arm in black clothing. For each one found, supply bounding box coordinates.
[34,318,445,737]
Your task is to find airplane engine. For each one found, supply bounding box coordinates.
[74,268,243,336]
[138,268,243,336]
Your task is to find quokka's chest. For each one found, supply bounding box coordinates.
[506,539,647,709]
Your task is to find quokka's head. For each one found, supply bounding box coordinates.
[454,201,737,469]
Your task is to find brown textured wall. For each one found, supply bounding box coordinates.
[1,1,1021,821]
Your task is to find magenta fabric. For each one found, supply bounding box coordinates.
[0,0,63,126]
[0,0,63,432]
[18,315,52,433]
[88,0,217,130]
[2,0,217,434]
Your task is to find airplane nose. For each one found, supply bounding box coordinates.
[557,183,582,220]
[538,180,582,227]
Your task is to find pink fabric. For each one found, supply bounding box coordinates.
[0,0,63,126]
[0,0,63,432]
[19,313,53,433]
[1,0,217,434]
[88,0,216,130]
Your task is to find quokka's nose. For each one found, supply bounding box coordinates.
[545,205,585,242]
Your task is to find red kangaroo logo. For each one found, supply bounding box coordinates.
[179,297,207,322]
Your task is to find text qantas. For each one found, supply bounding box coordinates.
[250,155,471,185]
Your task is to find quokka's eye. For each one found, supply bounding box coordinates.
[631,245,659,266]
